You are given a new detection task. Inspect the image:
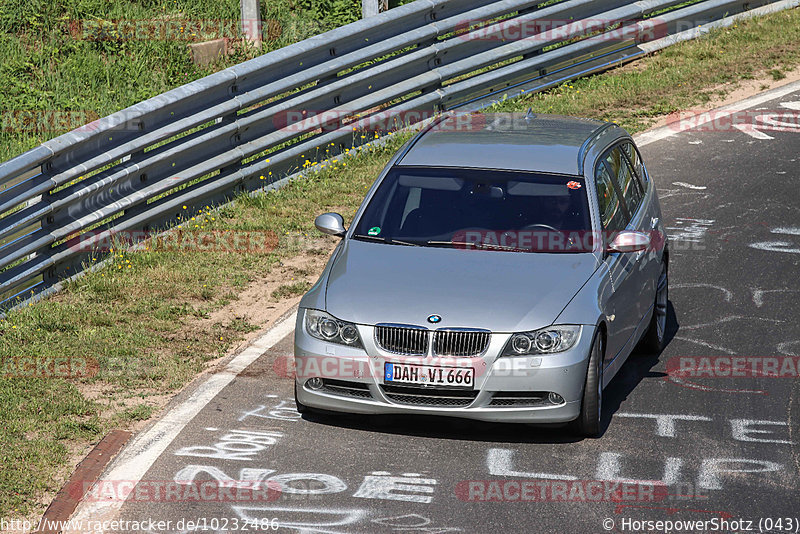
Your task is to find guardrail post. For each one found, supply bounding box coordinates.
[240,0,262,46]
[362,0,385,18]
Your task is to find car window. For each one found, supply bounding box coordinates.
[594,162,627,233]
[605,147,643,218]
[352,166,593,253]
[622,142,647,184]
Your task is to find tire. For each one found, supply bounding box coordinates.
[294,382,309,414]
[640,261,668,353]
[571,330,604,438]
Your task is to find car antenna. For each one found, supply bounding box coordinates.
[525,108,536,121]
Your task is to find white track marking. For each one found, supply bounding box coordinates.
[671,283,732,302]
[615,413,712,438]
[750,227,800,254]
[666,375,767,396]
[777,340,800,356]
[672,336,736,355]
[752,289,800,308]
[68,312,298,529]
[487,449,576,480]
[672,182,707,190]
[773,227,800,235]
[733,123,774,140]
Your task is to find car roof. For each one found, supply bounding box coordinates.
[398,112,616,176]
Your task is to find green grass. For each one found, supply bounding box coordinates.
[271,281,313,300]
[487,9,800,132]
[0,0,375,163]
[1,3,799,521]
[115,403,154,423]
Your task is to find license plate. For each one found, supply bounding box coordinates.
[384,363,474,388]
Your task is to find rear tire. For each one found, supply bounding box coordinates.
[640,261,668,353]
[571,330,604,438]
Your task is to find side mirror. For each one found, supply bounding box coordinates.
[606,230,650,253]
[314,212,347,237]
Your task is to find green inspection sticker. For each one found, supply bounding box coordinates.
[368,226,381,236]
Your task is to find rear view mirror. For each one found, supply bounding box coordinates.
[606,230,650,253]
[314,212,347,237]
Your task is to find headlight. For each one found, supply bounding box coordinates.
[501,325,581,356]
[304,309,363,348]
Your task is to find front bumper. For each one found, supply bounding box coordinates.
[293,312,595,423]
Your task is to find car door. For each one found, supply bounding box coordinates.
[606,145,653,352]
[622,141,663,304]
[593,155,635,364]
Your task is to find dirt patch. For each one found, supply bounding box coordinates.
[646,65,800,130]
[198,236,337,346]
[105,235,335,422]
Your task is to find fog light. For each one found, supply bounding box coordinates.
[306,377,324,390]
[548,392,564,404]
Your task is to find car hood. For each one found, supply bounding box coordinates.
[324,239,599,332]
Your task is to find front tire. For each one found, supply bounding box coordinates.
[640,261,668,353]
[571,330,604,438]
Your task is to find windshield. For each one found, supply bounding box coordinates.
[352,166,594,252]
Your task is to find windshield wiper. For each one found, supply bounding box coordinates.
[425,240,470,248]
[352,234,421,247]
[476,242,530,252]
[426,240,528,252]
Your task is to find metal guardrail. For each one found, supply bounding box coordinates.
[0,0,788,309]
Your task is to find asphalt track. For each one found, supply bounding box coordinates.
[72,84,800,534]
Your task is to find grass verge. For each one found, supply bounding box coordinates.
[487,8,800,130]
[1,4,799,520]
[0,0,393,163]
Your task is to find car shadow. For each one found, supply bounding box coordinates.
[302,301,679,444]
[302,409,581,444]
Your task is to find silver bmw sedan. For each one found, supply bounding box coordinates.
[294,112,669,437]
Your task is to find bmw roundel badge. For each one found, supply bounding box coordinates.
[427,314,442,324]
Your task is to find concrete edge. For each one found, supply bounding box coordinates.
[634,79,800,146]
